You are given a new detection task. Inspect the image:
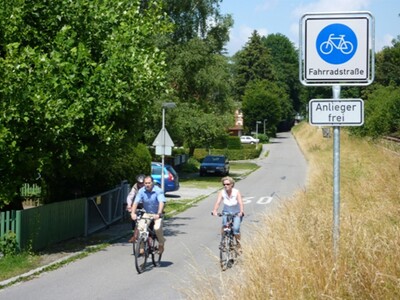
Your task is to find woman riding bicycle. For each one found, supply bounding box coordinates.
[212,176,244,247]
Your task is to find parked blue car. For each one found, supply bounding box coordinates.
[151,162,180,193]
[199,155,230,176]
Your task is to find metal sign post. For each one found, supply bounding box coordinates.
[332,86,341,260]
[299,11,374,261]
[153,104,175,192]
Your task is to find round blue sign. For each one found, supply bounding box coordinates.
[316,23,357,64]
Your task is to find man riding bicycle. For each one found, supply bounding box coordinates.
[212,176,244,248]
[131,176,166,254]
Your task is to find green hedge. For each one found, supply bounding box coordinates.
[193,145,262,161]
[227,136,242,149]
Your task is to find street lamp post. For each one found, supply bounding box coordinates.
[161,102,176,192]
[263,119,268,135]
[256,121,262,148]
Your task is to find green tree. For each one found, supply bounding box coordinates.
[242,80,292,137]
[262,33,303,113]
[351,85,400,137]
[172,103,232,156]
[167,38,232,111]
[349,35,400,139]
[159,0,234,150]
[375,36,400,87]
[0,0,172,207]
[163,0,230,45]
[232,31,276,100]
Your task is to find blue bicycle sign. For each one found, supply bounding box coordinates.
[316,23,357,65]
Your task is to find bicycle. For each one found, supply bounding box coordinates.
[214,212,241,271]
[134,209,162,274]
[320,34,353,55]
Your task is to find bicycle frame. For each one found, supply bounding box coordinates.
[327,34,346,49]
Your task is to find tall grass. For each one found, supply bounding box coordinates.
[190,123,400,299]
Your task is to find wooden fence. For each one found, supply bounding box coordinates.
[1,198,86,251]
[1,181,129,252]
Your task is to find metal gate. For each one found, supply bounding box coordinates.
[85,181,130,236]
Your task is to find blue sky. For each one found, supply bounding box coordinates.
[220,0,400,55]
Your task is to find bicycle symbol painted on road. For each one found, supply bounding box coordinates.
[316,23,357,65]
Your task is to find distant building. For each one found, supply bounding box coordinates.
[228,109,243,136]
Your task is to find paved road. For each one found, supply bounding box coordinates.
[0,131,307,300]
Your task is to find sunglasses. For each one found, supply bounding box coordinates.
[223,183,231,186]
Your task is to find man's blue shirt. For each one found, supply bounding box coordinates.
[134,185,165,214]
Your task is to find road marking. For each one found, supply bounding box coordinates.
[242,196,274,205]
[257,196,273,204]
[242,197,253,204]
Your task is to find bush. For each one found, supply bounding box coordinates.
[350,85,400,138]
[257,133,270,143]
[213,135,229,149]
[227,136,242,149]
[113,142,152,185]
[172,147,188,155]
[180,157,200,173]
[0,231,19,257]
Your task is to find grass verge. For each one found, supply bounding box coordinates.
[0,252,41,282]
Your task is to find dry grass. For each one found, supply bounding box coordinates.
[189,123,400,299]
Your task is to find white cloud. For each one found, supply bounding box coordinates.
[376,33,395,51]
[227,25,269,54]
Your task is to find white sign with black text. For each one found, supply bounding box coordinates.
[309,99,364,126]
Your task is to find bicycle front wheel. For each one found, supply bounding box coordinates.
[151,236,162,267]
[229,236,239,262]
[219,236,231,271]
[135,237,148,274]
[132,228,139,255]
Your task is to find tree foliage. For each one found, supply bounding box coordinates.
[375,36,400,87]
[233,31,276,100]
[161,0,234,149]
[167,38,232,111]
[349,35,400,138]
[351,85,400,137]
[0,0,171,207]
[242,80,292,137]
[262,33,303,113]
[163,0,229,46]
[172,103,232,156]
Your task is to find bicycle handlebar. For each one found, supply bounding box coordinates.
[135,208,164,218]
[211,212,243,217]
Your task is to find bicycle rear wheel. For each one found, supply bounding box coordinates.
[151,236,162,267]
[135,237,148,274]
